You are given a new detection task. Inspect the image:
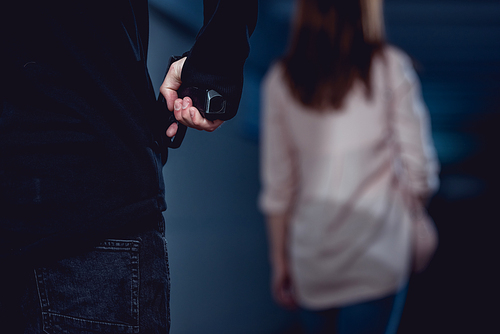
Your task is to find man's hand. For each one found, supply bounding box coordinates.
[159,57,224,138]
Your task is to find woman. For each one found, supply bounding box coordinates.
[259,0,440,333]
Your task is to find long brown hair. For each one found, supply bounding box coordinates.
[282,0,386,110]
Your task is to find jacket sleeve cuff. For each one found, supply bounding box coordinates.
[179,50,244,121]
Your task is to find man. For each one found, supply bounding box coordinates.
[0,0,257,332]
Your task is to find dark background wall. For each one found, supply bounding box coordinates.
[147,0,499,333]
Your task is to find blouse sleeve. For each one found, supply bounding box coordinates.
[391,51,440,198]
[258,65,298,215]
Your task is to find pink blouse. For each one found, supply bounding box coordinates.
[259,46,440,309]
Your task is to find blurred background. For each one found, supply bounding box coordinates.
[147,0,499,333]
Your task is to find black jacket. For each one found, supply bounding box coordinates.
[0,0,257,265]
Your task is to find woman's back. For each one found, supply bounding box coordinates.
[260,45,439,308]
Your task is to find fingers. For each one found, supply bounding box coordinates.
[277,293,297,310]
[173,97,224,132]
[159,56,223,133]
[166,122,178,138]
[159,57,187,112]
[274,284,297,310]
[271,272,298,310]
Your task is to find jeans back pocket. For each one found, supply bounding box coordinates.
[35,239,140,334]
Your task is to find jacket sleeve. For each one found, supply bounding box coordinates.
[180,0,258,121]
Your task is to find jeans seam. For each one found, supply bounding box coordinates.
[45,312,138,328]
[34,268,51,334]
[131,241,140,327]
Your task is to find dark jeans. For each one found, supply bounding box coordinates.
[0,220,170,334]
[299,284,408,334]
